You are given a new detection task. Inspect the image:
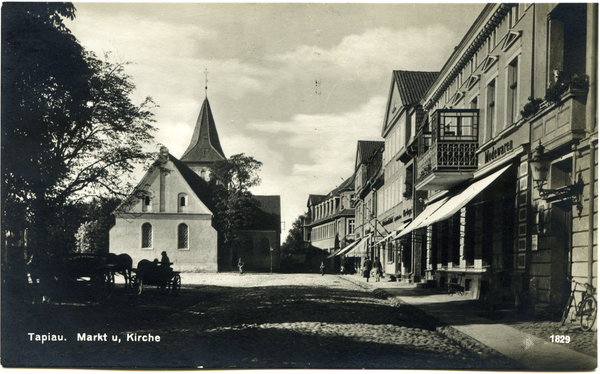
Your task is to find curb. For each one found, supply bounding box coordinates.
[339,276,525,368]
[377,288,525,369]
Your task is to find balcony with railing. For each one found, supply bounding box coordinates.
[415,109,479,191]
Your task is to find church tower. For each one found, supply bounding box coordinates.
[180,97,226,181]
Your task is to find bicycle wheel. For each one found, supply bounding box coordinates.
[580,296,597,332]
[562,295,574,326]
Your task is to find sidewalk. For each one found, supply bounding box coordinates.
[339,274,598,371]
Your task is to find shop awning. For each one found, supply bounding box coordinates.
[419,164,511,228]
[377,221,409,244]
[326,248,341,259]
[333,238,361,258]
[395,197,450,239]
[346,234,371,257]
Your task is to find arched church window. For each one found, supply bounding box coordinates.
[141,223,153,249]
[178,223,189,250]
[178,193,188,212]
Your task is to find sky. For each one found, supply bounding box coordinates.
[66,2,486,243]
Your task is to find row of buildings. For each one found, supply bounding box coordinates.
[304,3,597,314]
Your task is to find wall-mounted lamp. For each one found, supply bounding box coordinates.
[529,141,584,215]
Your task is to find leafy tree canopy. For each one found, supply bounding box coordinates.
[208,154,263,267]
[281,214,307,255]
[2,3,157,257]
[210,153,262,193]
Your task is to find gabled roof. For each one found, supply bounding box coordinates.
[393,70,439,107]
[180,98,226,163]
[355,140,384,169]
[169,153,211,203]
[307,194,327,207]
[330,172,355,196]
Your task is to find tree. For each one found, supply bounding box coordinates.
[208,154,263,269]
[281,214,307,255]
[210,153,262,192]
[2,3,156,269]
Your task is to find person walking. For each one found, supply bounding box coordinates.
[320,261,325,276]
[372,256,383,282]
[362,256,372,282]
[238,258,244,275]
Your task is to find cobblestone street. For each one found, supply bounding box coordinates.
[1,273,518,369]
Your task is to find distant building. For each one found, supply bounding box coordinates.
[110,96,281,272]
[352,140,385,260]
[304,174,356,272]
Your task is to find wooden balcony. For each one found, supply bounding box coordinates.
[415,109,479,191]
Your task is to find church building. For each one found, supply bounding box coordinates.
[109,95,281,272]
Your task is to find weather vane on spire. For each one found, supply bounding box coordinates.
[204,68,209,98]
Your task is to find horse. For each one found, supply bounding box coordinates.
[107,253,133,289]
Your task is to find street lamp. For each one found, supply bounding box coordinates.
[529,141,584,215]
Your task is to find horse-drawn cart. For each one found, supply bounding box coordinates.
[58,254,116,299]
[132,260,181,296]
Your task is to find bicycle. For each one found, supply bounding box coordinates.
[561,277,597,331]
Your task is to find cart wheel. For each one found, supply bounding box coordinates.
[104,272,115,297]
[132,276,143,296]
[171,274,181,296]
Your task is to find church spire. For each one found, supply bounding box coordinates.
[180,97,226,164]
[204,68,208,98]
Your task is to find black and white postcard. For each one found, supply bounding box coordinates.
[1,2,597,370]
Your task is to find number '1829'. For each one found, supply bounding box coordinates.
[551,335,570,343]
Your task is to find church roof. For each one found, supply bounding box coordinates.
[169,153,212,202]
[180,98,226,163]
[253,195,281,217]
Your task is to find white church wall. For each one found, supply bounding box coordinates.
[110,213,218,272]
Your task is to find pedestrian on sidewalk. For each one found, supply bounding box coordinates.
[372,256,382,282]
[238,258,244,275]
[320,261,325,276]
[362,256,372,282]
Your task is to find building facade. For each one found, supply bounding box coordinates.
[393,3,597,315]
[376,71,439,280]
[110,97,282,272]
[352,141,385,262]
[110,147,219,272]
[304,174,356,271]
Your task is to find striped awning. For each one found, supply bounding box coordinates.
[331,239,361,258]
[346,234,371,257]
[377,221,409,244]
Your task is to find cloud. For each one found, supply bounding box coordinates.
[246,95,385,171]
[271,26,459,81]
